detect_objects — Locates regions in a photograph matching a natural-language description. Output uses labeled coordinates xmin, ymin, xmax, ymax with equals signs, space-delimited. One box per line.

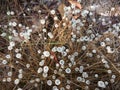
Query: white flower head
xmin=2 ymin=60 xmax=8 ymax=65
xmin=65 ymin=68 xmax=71 ymax=74
xmin=52 ymin=47 xmax=57 ymax=52
xmin=55 ymin=79 xmax=61 ymax=85
xmin=48 ymin=32 xmax=54 ymax=39
xmin=66 ymin=85 xmax=70 ymax=89
xmin=7 ymin=77 xmax=12 ymax=82
xmin=18 ymin=73 xmax=23 ymax=79
xmin=7 ymin=11 xmax=11 ymax=15
xmin=8 ymin=46 xmax=13 ymax=50
xmin=26 ymin=64 xmax=30 ymax=68
xmin=2 ymin=78 xmax=6 ymax=82
xmin=6 ymin=54 xmax=11 ymax=59
xmin=98 ymin=81 xmax=106 ymax=88
xmin=54 ymin=16 xmax=58 ymax=20
xmin=8 ymin=36 xmax=13 ymax=40
xmin=47 ymin=80 xmax=52 ymax=86
xmin=1 ymin=32 xmax=7 ymax=37
xmin=42 ymin=28 xmax=47 ymax=32
xmin=40 ymin=19 xmax=46 ymax=25
xmin=35 ymin=78 xmax=40 ymax=82
xmin=14 ymin=79 xmax=20 ymax=85
xmin=17 ymin=88 xmax=22 ymax=90
xmin=59 ymin=60 xmax=65 ymax=65
xmin=100 ymin=42 xmax=106 ymax=47
xmin=43 ymin=51 xmax=50 ymax=57
xmin=12 ymin=22 xmax=17 ymax=27
xmin=8 ymin=72 xmax=12 ymax=76
xmin=18 ymin=24 xmax=22 ymax=27
xmin=10 ymin=41 xmax=15 ymax=47
xmin=81 ymin=10 xmax=89 ymax=17
xmin=57 ymin=47 xmax=63 ymax=52
xmin=42 ymin=73 xmax=48 ymax=78
xmin=37 ymin=67 xmax=43 ymax=73
xmin=50 ymin=10 xmax=55 ymax=15
xmin=79 ymin=66 xmax=84 ymax=73
xmin=71 ymin=4 xmax=76 ymax=9
xmin=43 ymin=66 xmax=49 ymax=73
xmin=39 ymin=60 xmax=45 ymax=66
xmin=16 ymin=53 xmax=22 ymax=59
xmin=55 ymin=24 xmax=59 ymax=28
xmin=18 ymin=69 xmax=23 ymax=74
xmin=10 ymin=11 xmax=15 ymax=15
xmin=82 ymin=72 xmax=88 ymax=78
xmin=15 ymin=48 xmax=19 ymax=53
xmin=106 ymin=46 xmax=114 ymax=53
xmin=77 ymin=77 xmax=82 ymax=82
xmin=92 ymin=49 xmax=96 ymax=53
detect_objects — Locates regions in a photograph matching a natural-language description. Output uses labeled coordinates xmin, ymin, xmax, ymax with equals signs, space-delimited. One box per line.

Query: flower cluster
xmin=0 ymin=0 xmax=120 ymax=90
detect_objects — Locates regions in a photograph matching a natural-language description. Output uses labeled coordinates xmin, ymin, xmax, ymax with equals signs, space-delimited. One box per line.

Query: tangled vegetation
xmin=0 ymin=0 xmax=120 ymax=90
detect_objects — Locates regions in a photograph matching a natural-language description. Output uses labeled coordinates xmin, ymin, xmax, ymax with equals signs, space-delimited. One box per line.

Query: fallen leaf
xmin=68 ymin=0 xmax=82 ymax=9
xmin=58 ymin=3 xmax=65 ymax=17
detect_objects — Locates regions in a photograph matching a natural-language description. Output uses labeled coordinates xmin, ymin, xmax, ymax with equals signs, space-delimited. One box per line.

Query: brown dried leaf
xmin=58 ymin=3 xmax=65 ymax=17
xmin=68 ymin=0 xmax=82 ymax=9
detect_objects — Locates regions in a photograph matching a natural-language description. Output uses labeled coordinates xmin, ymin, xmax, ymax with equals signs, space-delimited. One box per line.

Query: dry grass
xmin=0 ymin=0 xmax=120 ymax=90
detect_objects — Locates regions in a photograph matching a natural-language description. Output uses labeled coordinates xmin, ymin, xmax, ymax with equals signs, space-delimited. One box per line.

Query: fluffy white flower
xmin=26 ymin=64 xmax=30 ymax=68
xmin=42 ymin=73 xmax=48 ymax=78
xmin=37 ymin=50 xmax=41 ymax=54
xmin=18 ymin=24 xmax=22 ymax=27
xmin=35 ymin=78 xmax=40 ymax=82
xmin=7 ymin=77 xmax=12 ymax=82
xmin=55 ymin=79 xmax=61 ymax=85
xmin=57 ymin=47 xmax=63 ymax=52
xmin=39 ymin=60 xmax=45 ymax=66
xmin=18 ymin=69 xmax=23 ymax=74
xmin=59 ymin=60 xmax=65 ymax=65
xmin=81 ymin=10 xmax=89 ymax=17
xmin=47 ymin=80 xmax=52 ymax=86
xmin=14 ymin=79 xmax=20 ymax=85
xmin=54 ymin=16 xmax=58 ymax=20
xmin=100 ymin=42 xmax=106 ymax=47
xmin=15 ymin=48 xmax=19 ymax=53
xmin=43 ymin=66 xmax=49 ymax=73
xmin=98 ymin=81 xmax=106 ymax=88
xmin=8 ymin=36 xmax=13 ymax=40
xmin=106 ymin=46 xmax=114 ymax=53
xmin=65 ymin=68 xmax=71 ymax=74
xmin=16 ymin=53 xmax=22 ymax=59
xmin=2 ymin=78 xmax=6 ymax=82
xmin=52 ymin=47 xmax=57 ymax=52
xmin=82 ymin=72 xmax=88 ymax=78
xmin=48 ymin=32 xmax=54 ymax=39
xmin=10 ymin=41 xmax=15 ymax=47
xmin=37 ymin=67 xmax=43 ymax=73
xmin=55 ymin=24 xmax=59 ymax=28
xmin=17 ymin=88 xmax=22 ymax=90
xmin=10 ymin=11 xmax=15 ymax=15
xmin=7 ymin=11 xmax=11 ymax=15
xmin=43 ymin=51 xmax=50 ymax=57
xmin=8 ymin=72 xmax=12 ymax=76
xmin=2 ymin=60 xmax=7 ymax=65
xmin=40 ymin=19 xmax=46 ymax=25
xmin=42 ymin=28 xmax=47 ymax=32
xmin=92 ymin=49 xmax=96 ymax=53
xmin=1 ymin=32 xmax=7 ymax=37
xmin=18 ymin=73 xmax=23 ymax=79
xmin=50 ymin=10 xmax=55 ymax=15
xmin=12 ymin=22 xmax=17 ymax=27
xmin=8 ymin=46 xmax=13 ymax=50
xmin=6 ymin=54 xmax=11 ymax=59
